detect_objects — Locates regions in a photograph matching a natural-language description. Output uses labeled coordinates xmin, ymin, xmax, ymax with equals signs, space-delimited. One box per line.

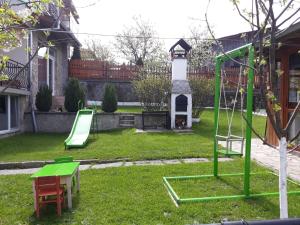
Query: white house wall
xmin=0 ymin=39 xmax=28 ymax=65
xmin=171 ymin=58 xmax=187 ymax=80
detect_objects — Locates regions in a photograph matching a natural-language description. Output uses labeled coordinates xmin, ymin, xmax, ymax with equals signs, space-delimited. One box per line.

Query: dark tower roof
xmin=169 ymin=39 xmax=192 ymax=53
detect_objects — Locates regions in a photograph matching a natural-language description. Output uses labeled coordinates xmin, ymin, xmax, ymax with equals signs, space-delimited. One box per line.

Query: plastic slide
xmin=64 ymin=109 xmax=94 ymax=149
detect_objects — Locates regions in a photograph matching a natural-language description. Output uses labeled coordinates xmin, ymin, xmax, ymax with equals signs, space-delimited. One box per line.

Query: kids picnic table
xmin=31 ymin=162 xmax=80 ymax=209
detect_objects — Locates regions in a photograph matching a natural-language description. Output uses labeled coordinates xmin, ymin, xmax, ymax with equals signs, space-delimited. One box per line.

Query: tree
xmin=133 ymin=74 xmax=171 ymax=111
xmin=114 ymin=16 xmax=167 ymax=65
xmin=206 ymin=0 xmax=300 ymax=218
xmin=36 ymin=85 xmax=52 ymax=112
xmin=71 ymin=46 xmax=81 ymax=60
xmin=64 ymin=78 xmax=85 ymax=112
xmin=82 ymin=39 xmax=115 ymax=62
xmin=188 ymin=26 xmax=215 ymax=69
xmin=102 ymin=84 xmax=118 ymax=113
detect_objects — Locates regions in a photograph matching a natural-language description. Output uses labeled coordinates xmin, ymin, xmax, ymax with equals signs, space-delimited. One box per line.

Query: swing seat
xmin=216 ymin=135 xmax=244 ymax=156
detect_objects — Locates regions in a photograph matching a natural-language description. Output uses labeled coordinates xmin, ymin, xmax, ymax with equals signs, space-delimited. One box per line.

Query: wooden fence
xmin=69 ymin=59 xmax=261 ymax=88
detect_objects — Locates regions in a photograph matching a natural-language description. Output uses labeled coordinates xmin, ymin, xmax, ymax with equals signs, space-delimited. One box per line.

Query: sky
xmin=71 ymin=0 xmax=300 ymax=59
xmin=72 ymin=0 xmax=253 ymax=50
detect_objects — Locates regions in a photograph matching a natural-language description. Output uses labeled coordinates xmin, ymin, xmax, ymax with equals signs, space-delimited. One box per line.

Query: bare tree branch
xmin=241 ymin=113 xmax=277 ymax=149
xmin=233 ymin=1 xmax=258 ymax=28
xmin=284 ymin=100 xmax=300 ymax=132
xmin=276 ymin=0 xmax=295 ymax=21
xmin=204 ymin=9 xmax=256 ymax=71
xmin=278 ymin=7 xmax=300 ymax=28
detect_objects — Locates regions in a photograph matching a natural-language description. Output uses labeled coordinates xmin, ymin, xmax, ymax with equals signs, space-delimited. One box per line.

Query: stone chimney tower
xmin=169 ymin=39 xmax=192 ymax=129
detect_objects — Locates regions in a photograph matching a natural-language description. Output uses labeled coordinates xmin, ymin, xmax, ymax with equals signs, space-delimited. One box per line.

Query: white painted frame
xmin=46 ymin=50 xmax=55 ymax=96
xmin=0 ymin=95 xmax=20 ymax=135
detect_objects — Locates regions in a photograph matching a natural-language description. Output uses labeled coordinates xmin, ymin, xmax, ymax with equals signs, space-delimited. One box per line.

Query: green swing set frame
xmin=163 ymin=43 xmax=300 ymax=205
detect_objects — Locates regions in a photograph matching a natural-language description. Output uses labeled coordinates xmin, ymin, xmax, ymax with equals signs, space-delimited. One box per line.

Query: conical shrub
xmin=102 ymin=83 xmax=117 ymax=112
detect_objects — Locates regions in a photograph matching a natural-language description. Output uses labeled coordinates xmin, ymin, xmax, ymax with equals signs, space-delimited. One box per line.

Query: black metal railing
xmin=48 ymin=3 xmax=58 ymax=19
xmin=0 ymin=59 xmax=29 ymax=90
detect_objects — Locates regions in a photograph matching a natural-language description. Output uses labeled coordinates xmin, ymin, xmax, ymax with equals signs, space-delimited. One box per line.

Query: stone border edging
xmin=0 ymin=157 xmax=234 ymax=170
xmin=0 ymin=158 xmax=130 ymax=170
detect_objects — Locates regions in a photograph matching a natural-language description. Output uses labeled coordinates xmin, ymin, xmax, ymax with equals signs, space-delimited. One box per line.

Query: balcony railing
xmin=47 ymin=3 xmax=59 ymax=19
xmin=0 ymin=59 xmax=29 ymax=90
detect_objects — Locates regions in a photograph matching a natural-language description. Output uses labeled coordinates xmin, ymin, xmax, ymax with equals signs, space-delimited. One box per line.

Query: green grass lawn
xmin=94 ymin=106 xmax=142 ymax=113
xmin=0 ymin=110 xmax=266 ymax=162
xmin=116 ymin=106 xmax=142 ymax=113
xmin=1 ymin=160 xmax=300 ymax=225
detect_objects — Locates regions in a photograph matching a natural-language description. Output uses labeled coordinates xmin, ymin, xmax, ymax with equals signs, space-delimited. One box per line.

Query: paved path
xmin=251 ymin=139 xmax=300 ymax=182
xmin=0 ymin=157 xmax=232 ymax=176
xmin=229 ymin=138 xmax=300 ymax=182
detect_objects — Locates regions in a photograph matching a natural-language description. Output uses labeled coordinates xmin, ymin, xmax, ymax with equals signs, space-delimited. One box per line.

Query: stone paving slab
xmin=134 ymin=160 xmax=163 ymax=166
xmin=218 ymin=158 xmax=235 ymax=162
xmin=162 ymin=159 xmax=181 ymax=164
xmin=182 ymin=158 xmax=210 ymax=163
xmin=0 ymin=168 xmax=39 ymax=175
xmin=91 ymin=162 xmax=124 ymax=169
xmin=79 ymin=165 xmax=92 ymax=171
xmin=0 ymin=158 xmax=226 ymax=176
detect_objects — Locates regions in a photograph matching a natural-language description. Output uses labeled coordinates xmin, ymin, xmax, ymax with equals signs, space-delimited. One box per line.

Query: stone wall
xmin=23 ymin=112 xmax=143 ymax=133
xmin=80 ymin=80 xmax=138 ymax=102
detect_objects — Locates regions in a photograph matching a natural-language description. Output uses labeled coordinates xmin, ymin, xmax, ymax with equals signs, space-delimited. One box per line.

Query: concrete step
xmin=119 ymin=115 xmax=135 ymax=120
xmin=120 ymin=119 xmax=135 ymax=123
xmin=119 ymin=123 xmax=134 ymax=127
xmin=119 ymin=120 xmax=134 ymax=125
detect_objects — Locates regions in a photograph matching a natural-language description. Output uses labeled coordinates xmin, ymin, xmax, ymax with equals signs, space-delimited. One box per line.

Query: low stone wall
xmin=23 ymin=112 xmax=143 ymax=133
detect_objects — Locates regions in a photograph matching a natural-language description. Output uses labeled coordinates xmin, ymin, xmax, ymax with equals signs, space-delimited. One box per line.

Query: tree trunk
xmin=279 ymin=137 xmax=288 ymax=218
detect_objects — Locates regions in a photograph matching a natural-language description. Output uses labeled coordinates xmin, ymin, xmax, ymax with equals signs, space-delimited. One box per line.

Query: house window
xmin=288 ymin=53 xmax=300 ymax=107
xmin=0 ymin=95 xmax=19 ymax=133
xmin=38 ymin=47 xmax=55 ymax=95
xmin=10 ymin=96 xmax=19 ymax=129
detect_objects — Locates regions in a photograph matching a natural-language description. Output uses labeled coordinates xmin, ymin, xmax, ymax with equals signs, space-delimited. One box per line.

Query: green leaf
xmin=273 ymin=103 xmax=282 ymax=112
xmin=260 ymin=58 xmax=267 ymax=66
xmin=276 ymin=69 xmax=284 ymax=77
xmin=0 ymin=74 xmax=9 ymax=81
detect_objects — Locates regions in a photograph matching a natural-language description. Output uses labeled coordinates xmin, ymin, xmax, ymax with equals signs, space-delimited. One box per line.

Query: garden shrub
xmin=189 ymin=77 xmax=214 ymax=117
xmin=35 ymin=85 xmax=52 ymax=112
xmin=102 ymin=83 xmax=118 ymax=112
xmin=64 ymin=78 xmax=85 ymax=112
xmin=133 ymin=74 xmax=171 ymax=111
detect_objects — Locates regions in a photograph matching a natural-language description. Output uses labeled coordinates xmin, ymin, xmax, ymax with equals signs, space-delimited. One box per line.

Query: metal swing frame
xmin=215 ymin=62 xmax=246 ymax=156
xmin=163 ymin=43 xmax=300 ymax=205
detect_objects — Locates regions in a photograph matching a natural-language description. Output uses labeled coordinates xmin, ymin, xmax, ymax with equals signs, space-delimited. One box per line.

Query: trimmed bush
xmin=133 ymin=74 xmax=171 ymax=111
xmin=71 ymin=46 xmax=81 ymax=59
xmin=64 ymin=78 xmax=85 ymax=112
xmin=102 ymin=84 xmax=118 ymax=112
xmin=36 ymin=85 xmax=52 ymax=112
xmin=189 ymin=77 xmax=214 ymax=117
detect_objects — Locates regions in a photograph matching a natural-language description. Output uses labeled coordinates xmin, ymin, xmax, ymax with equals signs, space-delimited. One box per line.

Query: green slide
xmin=64 ymin=109 xmax=94 ymax=149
